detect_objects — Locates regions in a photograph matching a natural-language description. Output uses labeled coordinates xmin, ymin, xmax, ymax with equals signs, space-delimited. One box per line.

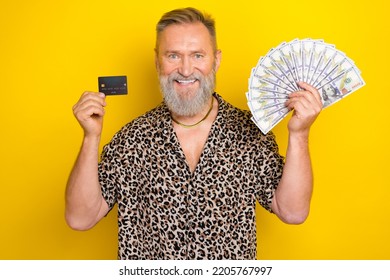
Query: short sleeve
xmin=98 ymin=133 xmax=121 ymax=212
xmin=255 ymin=131 xmax=285 ymax=212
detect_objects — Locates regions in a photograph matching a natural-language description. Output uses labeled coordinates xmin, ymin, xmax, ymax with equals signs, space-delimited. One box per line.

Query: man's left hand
xmin=285 ymin=81 xmax=323 ymax=135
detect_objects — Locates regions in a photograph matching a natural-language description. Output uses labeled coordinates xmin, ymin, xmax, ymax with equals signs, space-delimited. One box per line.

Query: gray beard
xmin=158 ymin=70 xmax=216 ymax=117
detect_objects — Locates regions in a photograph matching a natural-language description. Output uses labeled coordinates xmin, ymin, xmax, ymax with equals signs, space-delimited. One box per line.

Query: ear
xmin=214 ymin=49 xmax=222 ymax=72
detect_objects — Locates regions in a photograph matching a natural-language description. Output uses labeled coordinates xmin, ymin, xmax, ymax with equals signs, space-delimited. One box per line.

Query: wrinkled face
xmin=155 ymin=22 xmax=221 ymax=117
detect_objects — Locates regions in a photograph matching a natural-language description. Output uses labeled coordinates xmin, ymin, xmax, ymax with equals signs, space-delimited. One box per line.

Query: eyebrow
xmin=162 ymin=49 xmax=208 ymax=55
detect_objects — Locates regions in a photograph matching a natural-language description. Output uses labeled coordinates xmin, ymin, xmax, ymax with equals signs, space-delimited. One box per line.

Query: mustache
xmin=167 ymin=72 xmax=202 ymax=82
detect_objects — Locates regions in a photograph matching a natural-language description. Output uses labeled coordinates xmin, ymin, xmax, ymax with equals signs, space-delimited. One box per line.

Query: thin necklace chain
xmin=171 ymin=97 xmax=214 ymax=128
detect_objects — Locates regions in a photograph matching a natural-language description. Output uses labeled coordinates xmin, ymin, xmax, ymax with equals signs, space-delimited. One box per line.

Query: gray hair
xmin=155 ymin=7 xmax=217 ymax=51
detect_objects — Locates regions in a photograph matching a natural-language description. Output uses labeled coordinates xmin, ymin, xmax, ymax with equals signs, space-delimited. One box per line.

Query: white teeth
xmin=177 ymin=79 xmax=196 ymax=84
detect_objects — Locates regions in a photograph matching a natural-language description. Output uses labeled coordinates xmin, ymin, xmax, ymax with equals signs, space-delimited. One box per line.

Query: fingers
xmin=297 ymin=81 xmax=322 ymax=105
xmin=73 ymin=91 xmax=106 ymax=120
xmin=75 ymin=91 xmax=106 ymax=110
xmin=285 ymin=82 xmax=322 ymax=113
xmin=72 ymin=91 xmax=107 ymax=136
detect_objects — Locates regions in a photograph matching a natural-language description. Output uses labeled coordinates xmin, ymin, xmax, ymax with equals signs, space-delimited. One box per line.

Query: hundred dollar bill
xmin=247 ymin=90 xmax=288 ymax=108
xmin=307 ymin=41 xmax=335 ymax=85
xmin=253 ymin=70 xmax=292 ymax=93
xmin=258 ymin=53 xmax=299 ymax=91
xmin=315 ymin=57 xmax=352 ymax=89
xmin=318 ymin=66 xmax=365 ymax=108
xmin=250 ymin=105 xmax=290 ymax=134
xmin=246 ymin=38 xmax=365 ymax=134
xmin=255 ymin=64 xmax=296 ymax=92
xmin=247 ymin=67 xmax=290 ymax=100
xmin=310 ymin=45 xmax=348 ymax=87
xmin=301 ymin=39 xmax=324 ymax=83
xmin=248 ymin=98 xmax=287 ymax=116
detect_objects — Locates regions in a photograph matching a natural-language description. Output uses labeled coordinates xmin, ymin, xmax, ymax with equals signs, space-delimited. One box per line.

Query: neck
xmin=171 ymin=96 xmax=215 ymax=128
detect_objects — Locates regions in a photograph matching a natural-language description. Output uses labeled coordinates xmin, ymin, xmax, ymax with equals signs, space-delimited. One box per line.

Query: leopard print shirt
xmin=98 ymin=93 xmax=285 ymax=260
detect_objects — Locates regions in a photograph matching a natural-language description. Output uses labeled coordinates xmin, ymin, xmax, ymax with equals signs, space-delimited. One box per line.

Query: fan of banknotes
xmin=246 ymin=38 xmax=365 ymax=134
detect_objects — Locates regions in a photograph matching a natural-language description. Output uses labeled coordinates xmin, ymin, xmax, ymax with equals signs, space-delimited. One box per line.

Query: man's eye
xmin=168 ymin=54 xmax=179 ymax=59
xmin=194 ymin=54 xmax=204 ymax=59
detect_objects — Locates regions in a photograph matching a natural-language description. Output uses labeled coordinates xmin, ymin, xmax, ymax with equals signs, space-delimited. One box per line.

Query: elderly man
xmin=66 ymin=7 xmax=322 ymax=259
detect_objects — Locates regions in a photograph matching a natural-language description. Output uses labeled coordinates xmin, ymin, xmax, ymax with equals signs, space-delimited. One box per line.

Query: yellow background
xmin=1 ymin=0 xmax=389 ymax=259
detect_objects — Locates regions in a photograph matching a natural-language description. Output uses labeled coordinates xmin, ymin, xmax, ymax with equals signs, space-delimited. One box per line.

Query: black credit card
xmin=98 ymin=76 xmax=127 ymax=95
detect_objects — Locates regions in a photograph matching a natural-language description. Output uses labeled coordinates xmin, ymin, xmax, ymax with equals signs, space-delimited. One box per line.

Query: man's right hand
xmin=66 ymin=91 xmax=109 ymax=231
xmin=72 ymin=91 xmax=106 ymax=137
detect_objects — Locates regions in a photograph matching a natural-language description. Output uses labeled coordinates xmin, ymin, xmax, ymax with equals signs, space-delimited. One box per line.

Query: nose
xmin=178 ymin=56 xmax=193 ymax=77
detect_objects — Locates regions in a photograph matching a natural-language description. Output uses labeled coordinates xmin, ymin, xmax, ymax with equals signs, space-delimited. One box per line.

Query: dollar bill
xmin=318 ymin=66 xmax=365 ymax=108
xmin=246 ymin=38 xmax=365 ymax=134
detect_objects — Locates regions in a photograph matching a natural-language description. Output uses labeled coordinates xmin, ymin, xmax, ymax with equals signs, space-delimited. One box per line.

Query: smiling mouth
xmin=176 ymin=79 xmax=197 ymax=85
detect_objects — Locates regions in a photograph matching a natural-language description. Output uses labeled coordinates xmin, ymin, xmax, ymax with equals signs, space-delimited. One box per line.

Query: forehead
xmin=157 ymin=22 xmax=214 ymax=52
